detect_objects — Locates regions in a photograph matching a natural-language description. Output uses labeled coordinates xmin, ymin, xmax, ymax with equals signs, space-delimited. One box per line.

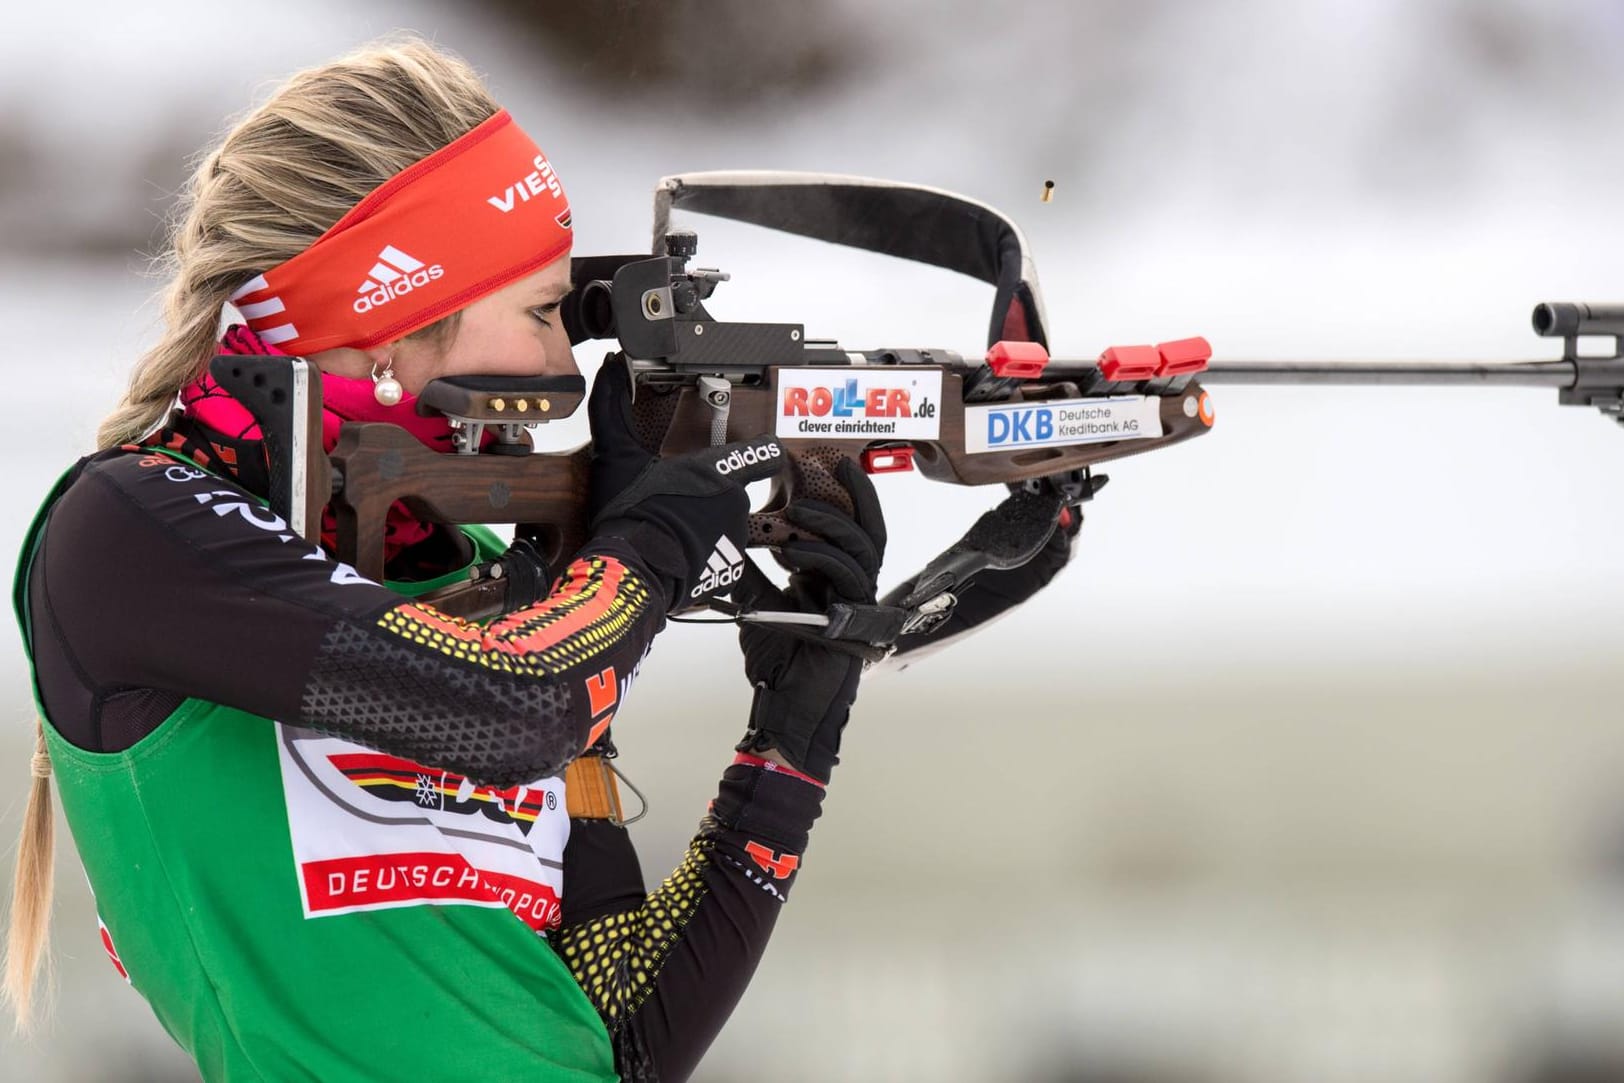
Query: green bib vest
xmin=13 ymin=459 xmax=616 ymax=1083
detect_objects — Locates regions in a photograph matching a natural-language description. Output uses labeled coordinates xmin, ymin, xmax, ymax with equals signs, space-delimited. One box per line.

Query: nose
xmin=544 ymin=323 xmax=580 ymax=378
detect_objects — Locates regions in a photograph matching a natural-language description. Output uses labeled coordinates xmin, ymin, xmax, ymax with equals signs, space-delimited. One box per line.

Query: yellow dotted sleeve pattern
xmin=377 ymin=556 xmax=653 ymax=678
xmin=551 ymin=839 xmax=714 ymax=1024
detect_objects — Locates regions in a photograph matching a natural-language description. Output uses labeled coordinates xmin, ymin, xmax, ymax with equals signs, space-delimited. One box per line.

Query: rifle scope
xmin=576 ymin=279 xmax=618 ymax=341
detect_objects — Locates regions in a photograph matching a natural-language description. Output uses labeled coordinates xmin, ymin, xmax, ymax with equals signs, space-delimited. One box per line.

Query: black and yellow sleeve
xmin=552 ymin=762 xmax=825 ymax=1083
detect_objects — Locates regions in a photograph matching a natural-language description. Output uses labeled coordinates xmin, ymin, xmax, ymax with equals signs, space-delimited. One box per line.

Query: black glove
xmin=588 ymin=360 xmax=784 ymax=612
xmin=735 ymin=458 xmax=886 ymax=783
xmin=587 ymin=359 xmax=660 ymax=521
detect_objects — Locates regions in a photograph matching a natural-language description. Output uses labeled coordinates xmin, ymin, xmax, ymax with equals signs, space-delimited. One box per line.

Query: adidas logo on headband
xmin=353 ymin=245 xmax=445 ymax=314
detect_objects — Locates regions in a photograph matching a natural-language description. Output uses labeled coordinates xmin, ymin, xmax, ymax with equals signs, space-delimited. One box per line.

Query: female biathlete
xmin=4 ymin=38 xmax=1081 ymax=1083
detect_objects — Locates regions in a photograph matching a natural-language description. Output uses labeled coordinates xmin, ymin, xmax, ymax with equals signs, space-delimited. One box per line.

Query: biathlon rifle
xmin=208 ymin=173 xmax=1624 ymax=653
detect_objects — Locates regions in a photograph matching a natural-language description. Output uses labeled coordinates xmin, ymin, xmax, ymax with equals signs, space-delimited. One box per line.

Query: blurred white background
xmin=5 ymin=1 xmax=1624 ymax=1080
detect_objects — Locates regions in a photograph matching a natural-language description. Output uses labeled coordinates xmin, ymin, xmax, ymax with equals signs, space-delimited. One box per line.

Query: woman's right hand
xmin=587 ymin=361 xmax=782 ymax=613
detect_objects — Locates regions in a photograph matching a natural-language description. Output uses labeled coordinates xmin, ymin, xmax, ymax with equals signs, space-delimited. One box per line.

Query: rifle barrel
xmin=1195 ymin=359 xmax=1574 ymax=388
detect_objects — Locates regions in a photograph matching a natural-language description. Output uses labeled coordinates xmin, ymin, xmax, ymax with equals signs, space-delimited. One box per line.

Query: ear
xmin=303 ymin=345 xmax=388 ymax=383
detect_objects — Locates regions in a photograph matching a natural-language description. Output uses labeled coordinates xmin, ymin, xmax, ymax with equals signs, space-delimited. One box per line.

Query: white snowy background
xmin=4 ymin=1 xmax=1624 ymax=1080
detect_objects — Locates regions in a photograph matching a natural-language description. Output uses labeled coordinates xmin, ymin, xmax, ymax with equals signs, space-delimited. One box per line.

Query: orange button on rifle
xmin=986 ymin=340 xmax=1050 ymax=379
xmin=1098 ymin=344 xmax=1161 ymax=381
xmin=1156 ymin=337 xmax=1212 ymax=376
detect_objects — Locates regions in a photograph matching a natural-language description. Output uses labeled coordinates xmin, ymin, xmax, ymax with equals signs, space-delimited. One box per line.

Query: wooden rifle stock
xmin=329 ymin=423 xmax=590 ymax=617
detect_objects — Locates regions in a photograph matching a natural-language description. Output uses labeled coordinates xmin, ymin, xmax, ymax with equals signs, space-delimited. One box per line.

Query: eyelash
xmin=530 ymin=305 xmax=560 ymax=328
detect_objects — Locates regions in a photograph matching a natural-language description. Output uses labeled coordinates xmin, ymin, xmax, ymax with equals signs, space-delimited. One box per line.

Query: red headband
xmin=230 ymin=110 xmax=572 ymax=355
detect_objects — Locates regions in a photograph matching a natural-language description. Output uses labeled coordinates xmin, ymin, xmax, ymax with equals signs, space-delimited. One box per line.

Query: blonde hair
xmin=6 ymin=37 xmax=501 ymax=1031
xmin=94 ymin=35 xmax=500 ymax=450
xmin=3 ymin=721 xmax=55 ymax=1031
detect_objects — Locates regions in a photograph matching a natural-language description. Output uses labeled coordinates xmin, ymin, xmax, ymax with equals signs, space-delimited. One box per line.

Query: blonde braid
xmin=3 ymin=720 xmax=55 ymax=1032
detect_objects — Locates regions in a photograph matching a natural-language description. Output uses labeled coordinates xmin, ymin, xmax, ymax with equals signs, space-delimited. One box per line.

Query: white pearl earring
xmin=371 ymin=358 xmax=403 ymax=406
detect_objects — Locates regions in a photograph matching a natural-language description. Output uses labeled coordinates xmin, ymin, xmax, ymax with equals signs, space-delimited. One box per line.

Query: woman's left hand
xmin=733 ymin=458 xmax=886 ymax=784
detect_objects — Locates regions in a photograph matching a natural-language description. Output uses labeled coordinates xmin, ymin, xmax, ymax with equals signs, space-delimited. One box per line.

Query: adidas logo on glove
xmin=691 ymin=535 xmax=747 ymax=598
xmin=714 ymin=442 xmax=781 ymax=475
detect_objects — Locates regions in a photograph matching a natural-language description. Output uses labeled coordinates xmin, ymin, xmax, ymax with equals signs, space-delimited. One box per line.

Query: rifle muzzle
xmin=1532 ymin=302 xmax=1624 ymax=338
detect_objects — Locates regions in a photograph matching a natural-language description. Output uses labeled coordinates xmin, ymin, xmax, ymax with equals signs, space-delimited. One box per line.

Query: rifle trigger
xmin=698 ymin=375 xmax=731 ymax=446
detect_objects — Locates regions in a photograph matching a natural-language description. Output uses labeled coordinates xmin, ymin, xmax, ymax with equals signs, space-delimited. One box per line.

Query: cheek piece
xmin=230 ymin=109 xmax=574 ymax=357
